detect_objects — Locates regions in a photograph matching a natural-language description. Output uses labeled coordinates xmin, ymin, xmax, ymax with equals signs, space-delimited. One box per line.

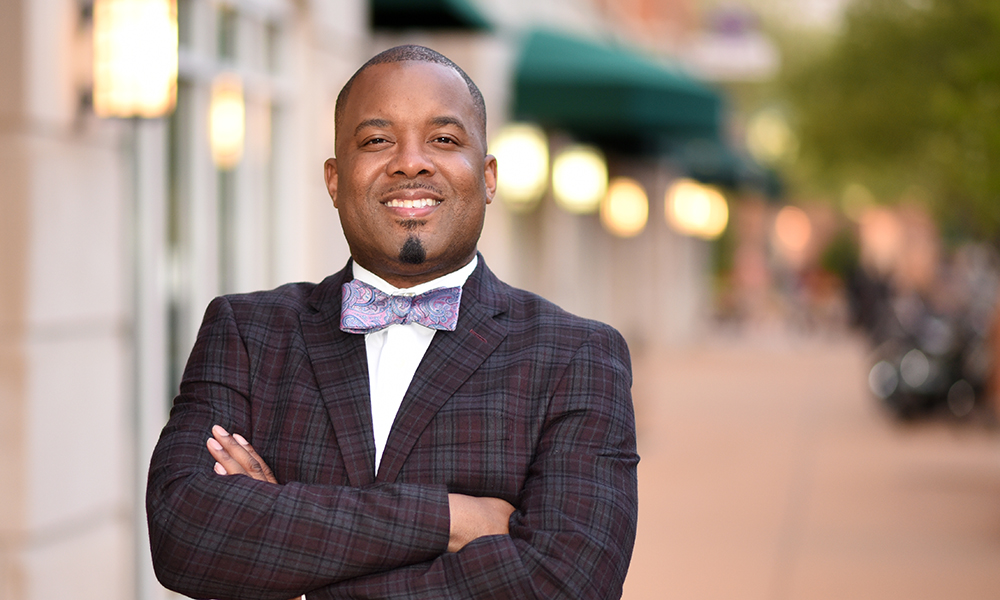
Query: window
xmin=167 ymin=0 xmax=293 ymax=392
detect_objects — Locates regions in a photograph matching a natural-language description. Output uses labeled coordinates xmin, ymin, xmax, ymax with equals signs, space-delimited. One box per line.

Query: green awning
xmin=512 ymin=29 xmax=722 ymax=144
xmin=677 ymin=139 xmax=783 ymax=197
xmin=370 ymin=0 xmax=492 ymax=31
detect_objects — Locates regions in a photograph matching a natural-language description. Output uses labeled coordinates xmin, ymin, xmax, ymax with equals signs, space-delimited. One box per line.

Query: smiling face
xmin=325 ymin=60 xmax=497 ymax=288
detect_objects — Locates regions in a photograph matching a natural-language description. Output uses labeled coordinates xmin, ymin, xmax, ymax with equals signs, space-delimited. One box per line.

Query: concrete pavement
xmin=621 ymin=333 xmax=1000 ymax=600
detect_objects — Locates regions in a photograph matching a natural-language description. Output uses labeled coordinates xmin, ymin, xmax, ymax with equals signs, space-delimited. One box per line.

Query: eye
xmin=432 ymin=136 xmax=457 ymax=145
xmin=362 ymin=137 xmax=390 ymax=147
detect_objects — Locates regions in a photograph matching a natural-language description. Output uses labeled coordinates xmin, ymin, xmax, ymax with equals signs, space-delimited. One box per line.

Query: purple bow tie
xmin=340 ymin=279 xmax=462 ymax=334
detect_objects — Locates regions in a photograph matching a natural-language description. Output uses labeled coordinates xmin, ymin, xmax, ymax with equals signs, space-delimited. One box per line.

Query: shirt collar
xmin=352 ymin=255 xmax=478 ymax=296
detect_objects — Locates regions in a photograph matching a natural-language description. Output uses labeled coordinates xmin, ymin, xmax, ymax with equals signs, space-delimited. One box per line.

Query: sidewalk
xmin=621 ymin=333 xmax=1000 ymax=600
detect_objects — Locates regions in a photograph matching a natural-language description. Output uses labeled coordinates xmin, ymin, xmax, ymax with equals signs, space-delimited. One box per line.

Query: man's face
xmin=325 ymin=61 xmax=497 ymax=287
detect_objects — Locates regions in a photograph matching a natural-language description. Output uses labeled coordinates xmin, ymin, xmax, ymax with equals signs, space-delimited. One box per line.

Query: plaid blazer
xmin=147 ymin=257 xmax=638 ymax=600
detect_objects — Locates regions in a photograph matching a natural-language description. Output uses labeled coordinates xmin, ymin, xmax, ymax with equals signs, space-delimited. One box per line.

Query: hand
xmin=207 ymin=427 xmax=303 ymax=600
xmin=447 ymin=493 xmax=515 ymax=552
xmin=206 ymin=425 xmax=278 ymax=484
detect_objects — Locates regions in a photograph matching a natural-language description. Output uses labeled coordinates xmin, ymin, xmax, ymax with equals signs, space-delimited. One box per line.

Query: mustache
xmin=381 ymin=182 xmax=445 ymax=196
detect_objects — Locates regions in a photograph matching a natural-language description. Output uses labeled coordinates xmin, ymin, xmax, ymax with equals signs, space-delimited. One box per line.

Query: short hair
xmin=334 ymin=45 xmax=487 ymax=149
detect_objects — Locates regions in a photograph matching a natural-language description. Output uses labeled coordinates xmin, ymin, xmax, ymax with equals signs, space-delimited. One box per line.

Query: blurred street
xmin=622 ymin=332 xmax=1000 ymax=600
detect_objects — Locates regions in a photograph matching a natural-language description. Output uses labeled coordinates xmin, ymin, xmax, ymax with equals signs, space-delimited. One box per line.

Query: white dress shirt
xmin=351 ymin=256 xmax=478 ymax=473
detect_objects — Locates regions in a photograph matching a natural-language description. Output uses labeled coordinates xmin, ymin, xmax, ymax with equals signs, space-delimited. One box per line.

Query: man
xmin=147 ymin=45 xmax=638 ymax=600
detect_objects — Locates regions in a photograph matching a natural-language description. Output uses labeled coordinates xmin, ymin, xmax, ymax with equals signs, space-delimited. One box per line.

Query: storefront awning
xmin=370 ymin=0 xmax=492 ymax=31
xmin=512 ymin=29 xmax=722 ymax=144
xmin=677 ymin=138 xmax=783 ymax=197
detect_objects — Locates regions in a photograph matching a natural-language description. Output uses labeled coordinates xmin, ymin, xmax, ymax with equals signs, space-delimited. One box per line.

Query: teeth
xmin=386 ymin=198 xmax=440 ymax=209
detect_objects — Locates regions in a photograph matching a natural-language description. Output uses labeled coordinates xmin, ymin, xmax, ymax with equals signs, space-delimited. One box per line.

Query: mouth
xmin=382 ymin=187 xmax=443 ymax=219
xmin=384 ymin=198 xmax=441 ymax=209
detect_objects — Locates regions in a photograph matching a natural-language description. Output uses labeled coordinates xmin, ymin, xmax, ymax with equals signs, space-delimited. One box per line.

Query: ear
xmin=324 ymin=158 xmax=339 ymax=208
xmin=483 ymin=154 xmax=498 ymax=205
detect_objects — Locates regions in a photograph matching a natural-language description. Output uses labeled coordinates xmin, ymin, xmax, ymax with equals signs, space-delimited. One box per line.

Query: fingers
xmin=205 ymin=425 xmax=277 ymax=484
xmin=231 ymin=431 xmax=278 ymax=484
xmin=206 ymin=429 xmax=245 ymax=476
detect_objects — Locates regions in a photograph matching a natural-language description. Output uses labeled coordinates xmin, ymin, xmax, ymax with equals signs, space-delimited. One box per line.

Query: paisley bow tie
xmin=340 ymin=278 xmax=462 ymax=334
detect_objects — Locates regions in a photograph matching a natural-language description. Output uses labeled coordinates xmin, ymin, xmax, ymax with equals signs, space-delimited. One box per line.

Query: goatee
xmin=399 ymin=237 xmax=426 ymax=264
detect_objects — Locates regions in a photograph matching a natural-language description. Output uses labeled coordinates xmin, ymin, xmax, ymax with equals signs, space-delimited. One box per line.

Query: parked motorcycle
xmin=866 ymin=294 xmax=989 ymax=418
xmin=853 ymin=245 xmax=997 ymax=420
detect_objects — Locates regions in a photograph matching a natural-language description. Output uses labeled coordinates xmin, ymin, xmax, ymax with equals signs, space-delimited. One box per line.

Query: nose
xmin=387 ymin=137 xmax=435 ymax=178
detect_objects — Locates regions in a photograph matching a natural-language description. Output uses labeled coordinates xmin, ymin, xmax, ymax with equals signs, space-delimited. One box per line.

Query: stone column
xmin=0 ymin=1 xmax=134 ymax=599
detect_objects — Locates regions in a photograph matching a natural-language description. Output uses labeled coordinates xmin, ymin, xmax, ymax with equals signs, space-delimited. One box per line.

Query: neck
xmin=353 ymin=255 xmax=477 ymax=289
xmin=351 ymin=255 xmax=478 ymax=294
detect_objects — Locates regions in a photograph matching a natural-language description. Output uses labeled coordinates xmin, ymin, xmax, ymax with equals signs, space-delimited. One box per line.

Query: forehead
xmin=341 ymin=61 xmax=476 ymax=128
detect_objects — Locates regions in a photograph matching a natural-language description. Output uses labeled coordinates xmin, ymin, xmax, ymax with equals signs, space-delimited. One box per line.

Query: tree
xmin=783 ymin=0 xmax=1000 ymax=241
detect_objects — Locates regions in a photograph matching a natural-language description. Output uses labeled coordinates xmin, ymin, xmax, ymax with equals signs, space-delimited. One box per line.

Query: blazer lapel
xmin=300 ymin=264 xmax=377 ymax=487
xmin=376 ymin=259 xmax=509 ymax=482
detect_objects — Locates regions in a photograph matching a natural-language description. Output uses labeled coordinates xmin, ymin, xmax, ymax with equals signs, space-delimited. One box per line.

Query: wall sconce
xmin=665 ymin=178 xmax=729 ymax=240
xmin=490 ymin=123 xmax=549 ymax=213
xmin=601 ymin=177 xmax=648 ymax=238
xmin=209 ymin=74 xmax=246 ymax=170
xmin=93 ymin=0 xmax=178 ymax=118
xmin=552 ymin=144 xmax=607 ymax=214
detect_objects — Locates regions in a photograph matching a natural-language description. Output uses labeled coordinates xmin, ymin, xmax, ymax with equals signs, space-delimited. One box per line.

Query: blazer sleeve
xmin=146 ymin=296 xmax=452 ymax=600
xmin=309 ymin=324 xmax=640 ymax=600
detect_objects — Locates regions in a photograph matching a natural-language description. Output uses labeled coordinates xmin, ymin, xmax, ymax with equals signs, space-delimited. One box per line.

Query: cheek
xmin=339 ymin=201 xmax=375 ymax=240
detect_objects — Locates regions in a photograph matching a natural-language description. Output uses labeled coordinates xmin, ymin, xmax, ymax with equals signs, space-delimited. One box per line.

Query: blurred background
xmin=2 ymin=0 xmax=1000 ymax=598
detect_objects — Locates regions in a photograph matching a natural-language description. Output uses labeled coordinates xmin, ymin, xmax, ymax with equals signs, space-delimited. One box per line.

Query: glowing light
xmin=552 ymin=145 xmax=607 ymax=214
xmin=746 ymin=108 xmax=797 ymax=165
xmin=869 ymin=360 xmax=898 ymax=399
xmin=664 ymin=178 xmax=729 ymax=240
xmin=93 ymin=0 xmax=178 ymax=118
xmin=491 ymin=123 xmax=549 ymax=212
xmin=601 ymin=177 xmax=648 ymax=237
xmin=858 ymin=206 xmax=902 ymax=275
xmin=210 ymin=74 xmax=246 ymax=170
xmin=900 ymin=349 xmax=930 ymax=388
xmin=773 ymin=205 xmax=812 ymax=255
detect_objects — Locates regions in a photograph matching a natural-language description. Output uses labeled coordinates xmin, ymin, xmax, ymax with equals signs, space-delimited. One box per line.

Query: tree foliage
xmin=783 ymin=0 xmax=1000 ymax=241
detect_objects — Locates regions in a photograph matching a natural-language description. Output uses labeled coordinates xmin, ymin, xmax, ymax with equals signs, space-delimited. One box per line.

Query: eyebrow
xmin=352 ymin=115 xmax=469 ymax=137
xmin=354 ymin=118 xmax=392 ymax=137
xmin=429 ymin=116 xmax=467 ymax=132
